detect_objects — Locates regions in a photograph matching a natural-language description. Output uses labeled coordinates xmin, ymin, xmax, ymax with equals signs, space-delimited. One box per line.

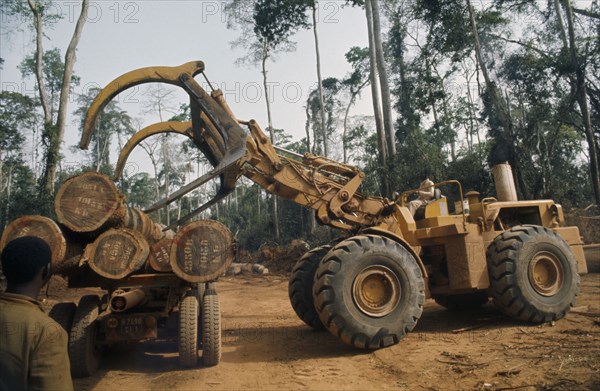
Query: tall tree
xmin=341 ymin=47 xmax=370 ymax=163
xmin=6 ymin=0 xmax=89 ymax=209
xmin=226 ymin=0 xmax=309 ymax=240
xmin=368 ymin=0 xmax=396 ymax=157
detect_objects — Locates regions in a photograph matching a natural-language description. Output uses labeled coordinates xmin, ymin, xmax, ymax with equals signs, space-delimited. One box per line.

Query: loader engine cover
xmin=169 ymin=219 xmax=235 ymax=282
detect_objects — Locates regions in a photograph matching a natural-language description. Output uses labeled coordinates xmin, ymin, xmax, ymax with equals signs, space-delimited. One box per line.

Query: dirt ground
xmin=39 ymin=270 xmax=600 ymax=391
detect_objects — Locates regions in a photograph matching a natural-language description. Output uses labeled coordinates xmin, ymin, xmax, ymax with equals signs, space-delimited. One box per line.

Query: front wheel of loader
xmin=487 ymin=225 xmax=580 ymax=323
xmin=313 ymin=235 xmax=425 ymax=349
xmin=288 ymin=245 xmax=331 ymax=330
xmin=178 ymin=294 xmax=199 ymax=368
xmin=201 ymin=286 xmax=221 ymax=366
xmin=69 ymin=295 xmax=101 ymax=378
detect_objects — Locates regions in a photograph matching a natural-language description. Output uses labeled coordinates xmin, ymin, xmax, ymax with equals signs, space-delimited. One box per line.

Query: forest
xmin=1 ymin=0 xmax=598 ymax=250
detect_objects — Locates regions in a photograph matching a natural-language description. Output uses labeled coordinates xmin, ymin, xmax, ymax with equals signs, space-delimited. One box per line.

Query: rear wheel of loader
xmin=69 ymin=295 xmax=101 ymax=378
xmin=433 ymin=292 xmax=489 ymax=311
xmin=179 ymin=294 xmax=199 ymax=367
xmin=201 ymin=286 xmax=221 ymax=366
xmin=487 ymin=225 xmax=580 ymax=322
xmin=288 ymin=245 xmax=331 ymax=330
xmin=313 ymin=235 xmax=425 ymax=349
xmin=49 ymin=302 xmax=77 ymax=334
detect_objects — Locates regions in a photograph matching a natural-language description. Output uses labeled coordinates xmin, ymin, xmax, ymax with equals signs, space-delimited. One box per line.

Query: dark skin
xmin=5 ymin=263 xmax=52 ymax=300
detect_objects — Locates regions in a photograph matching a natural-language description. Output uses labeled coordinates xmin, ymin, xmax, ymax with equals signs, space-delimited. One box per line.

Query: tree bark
xmin=312 ymin=4 xmax=328 ymax=157
xmin=369 ymin=0 xmax=396 ymax=157
xmin=261 ymin=42 xmax=281 ymax=240
xmin=365 ymin=0 xmax=387 ymax=165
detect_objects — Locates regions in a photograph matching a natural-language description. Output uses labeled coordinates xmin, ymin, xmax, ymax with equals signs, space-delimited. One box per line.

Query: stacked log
xmin=2 ymin=171 xmax=235 ymax=284
xmin=170 ymin=220 xmax=235 ymax=283
xmin=55 ymin=172 xmax=167 ymax=243
xmin=82 ymin=228 xmax=149 ymax=279
xmin=0 ymin=215 xmax=84 ymax=275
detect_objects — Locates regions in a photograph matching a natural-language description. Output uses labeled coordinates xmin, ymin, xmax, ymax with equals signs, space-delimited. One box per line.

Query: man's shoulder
xmin=0 ymin=294 xmax=62 ymax=334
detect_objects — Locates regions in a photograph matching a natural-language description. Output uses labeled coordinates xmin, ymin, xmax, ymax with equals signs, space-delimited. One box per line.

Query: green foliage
xmin=253 ymin=0 xmax=311 ymax=47
xmin=19 ymin=48 xmax=80 ymax=118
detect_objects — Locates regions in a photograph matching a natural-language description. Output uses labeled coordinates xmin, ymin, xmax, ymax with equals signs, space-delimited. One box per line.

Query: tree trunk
xmin=343 ymin=80 xmax=369 ymax=164
xmin=365 ymin=0 xmax=388 ymax=194
xmin=312 ymin=4 xmax=329 ymax=157
xmin=467 ymin=0 xmax=516 ymax=167
xmin=261 ymin=43 xmax=281 ymax=240
xmin=369 ymin=0 xmax=396 ymax=157
xmin=37 ymin=0 xmax=88 ymax=199
xmin=562 ymin=0 xmax=600 ymax=205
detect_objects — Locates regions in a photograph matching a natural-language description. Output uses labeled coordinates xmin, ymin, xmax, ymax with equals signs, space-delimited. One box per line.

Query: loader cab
xmin=413 ymin=188 xmax=447 ymax=221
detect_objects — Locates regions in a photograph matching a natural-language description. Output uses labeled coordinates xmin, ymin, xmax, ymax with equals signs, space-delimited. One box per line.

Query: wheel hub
xmin=353 ymin=265 xmax=401 ymax=317
xmin=528 ymin=251 xmax=563 ymax=296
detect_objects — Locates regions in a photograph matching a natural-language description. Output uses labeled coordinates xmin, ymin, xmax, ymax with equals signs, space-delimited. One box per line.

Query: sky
xmin=0 ymin=0 xmax=375 ymax=173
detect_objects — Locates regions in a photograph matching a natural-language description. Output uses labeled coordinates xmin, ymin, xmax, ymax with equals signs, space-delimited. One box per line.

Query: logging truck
xmin=0 ymin=177 xmax=234 ymax=377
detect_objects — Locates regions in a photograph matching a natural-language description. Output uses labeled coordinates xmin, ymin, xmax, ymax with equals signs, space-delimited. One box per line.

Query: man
xmin=407 ymin=175 xmax=435 ymax=216
xmin=0 ymin=236 xmax=73 ymax=391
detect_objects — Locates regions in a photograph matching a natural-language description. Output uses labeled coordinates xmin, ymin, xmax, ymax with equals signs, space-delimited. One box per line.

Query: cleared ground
xmin=42 ymin=272 xmax=599 ymax=391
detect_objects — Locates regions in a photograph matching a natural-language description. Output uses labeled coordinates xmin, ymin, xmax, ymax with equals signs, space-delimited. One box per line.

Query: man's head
xmin=1 ymin=236 xmax=52 ymax=294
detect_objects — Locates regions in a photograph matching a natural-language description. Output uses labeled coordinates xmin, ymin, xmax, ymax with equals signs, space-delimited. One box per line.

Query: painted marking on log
xmin=184 ymin=239 xmax=194 ymax=273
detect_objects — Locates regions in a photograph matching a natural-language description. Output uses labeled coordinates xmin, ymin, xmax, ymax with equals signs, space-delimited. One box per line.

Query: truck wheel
xmin=49 ymin=302 xmax=77 ymax=334
xmin=313 ymin=235 xmax=425 ymax=349
xmin=69 ymin=295 xmax=101 ymax=378
xmin=288 ymin=245 xmax=331 ymax=330
xmin=487 ymin=225 xmax=580 ymax=322
xmin=433 ymin=292 xmax=489 ymax=311
xmin=178 ymin=294 xmax=199 ymax=367
xmin=202 ymin=289 xmax=221 ymax=366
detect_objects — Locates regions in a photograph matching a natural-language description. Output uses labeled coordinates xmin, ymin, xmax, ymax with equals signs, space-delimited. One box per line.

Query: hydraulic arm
xmin=81 ymin=61 xmax=395 ymax=231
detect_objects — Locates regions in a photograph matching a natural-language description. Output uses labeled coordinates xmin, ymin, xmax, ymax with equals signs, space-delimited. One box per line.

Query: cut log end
xmin=1 ymin=215 xmax=69 ymax=266
xmin=169 ymin=220 xmax=235 ymax=283
xmin=55 ymin=172 xmax=125 ymax=233
xmin=83 ymin=228 xmax=149 ymax=280
xmin=148 ymin=238 xmax=173 ymax=272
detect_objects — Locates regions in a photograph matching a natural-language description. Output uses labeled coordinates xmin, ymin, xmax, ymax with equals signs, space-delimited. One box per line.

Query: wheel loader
xmin=81 ymin=61 xmax=587 ymax=350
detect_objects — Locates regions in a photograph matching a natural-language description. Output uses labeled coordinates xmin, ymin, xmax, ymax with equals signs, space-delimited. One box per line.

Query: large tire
xmin=288 ymin=245 xmax=331 ymax=330
xmin=69 ymin=295 xmax=101 ymax=378
xmin=201 ymin=288 xmax=221 ymax=366
xmin=178 ymin=294 xmax=199 ymax=367
xmin=49 ymin=302 xmax=77 ymax=334
xmin=433 ymin=292 xmax=489 ymax=311
xmin=313 ymin=235 xmax=425 ymax=349
xmin=487 ymin=225 xmax=580 ymax=323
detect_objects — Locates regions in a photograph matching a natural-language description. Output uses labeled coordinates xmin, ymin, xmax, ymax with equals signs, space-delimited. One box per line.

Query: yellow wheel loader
xmin=81 ymin=61 xmax=587 ymax=350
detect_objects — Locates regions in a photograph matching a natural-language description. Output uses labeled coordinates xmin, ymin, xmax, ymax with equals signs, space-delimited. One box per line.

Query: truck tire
xmin=487 ymin=225 xmax=579 ymax=322
xmin=49 ymin=302 xmax=77 ymax=334
xmin=313 ymin=235 xmax=425 ymax=349
xmin=69 ymin=295 xmax=101 ymax=378
xmin=288 ymin=245 xmax=331 ymax=330
xmin=202 ymin=289 xmax=221 ymax=366
xmin=433 ymin=292 xmax=489 ymax=311
xmin=178 ymin=294 xmax=199 ymax=367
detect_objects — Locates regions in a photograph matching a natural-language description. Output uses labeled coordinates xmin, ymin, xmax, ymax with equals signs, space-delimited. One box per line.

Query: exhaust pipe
xmin=492 ymin=162 xmax=518 ymax=202
xmin=110 ymin=288 xmax=146 ymax=312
